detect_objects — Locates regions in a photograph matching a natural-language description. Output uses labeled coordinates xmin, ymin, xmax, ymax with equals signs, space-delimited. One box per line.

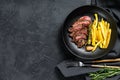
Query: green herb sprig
xmin=89 ymin=68 xmax=120 ymax=80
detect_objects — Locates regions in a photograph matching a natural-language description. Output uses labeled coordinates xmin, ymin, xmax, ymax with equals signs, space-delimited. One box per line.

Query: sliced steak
xmin=68 ymin=16 xmax=91 ymax=48
xmin=78 ymin=16 xmax=91 ymax=22
xmin=69 ymin=24 xmax=83 ymax=32
xmin=72 ymin=20 xmax=90 ymax=27
xmin=77 ymin=39 xmax=87 ymax=47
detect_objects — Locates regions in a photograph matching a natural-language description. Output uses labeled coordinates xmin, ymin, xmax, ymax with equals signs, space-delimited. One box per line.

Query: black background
xmin=0 ymin=0 xmax=120 ymax=80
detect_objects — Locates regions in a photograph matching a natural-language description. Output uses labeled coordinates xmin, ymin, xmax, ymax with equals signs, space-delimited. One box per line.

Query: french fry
xmin=92 ymin=41 xmax=102 ymax=51
xmin=87 ymin=13 xmax=111 ymax=52
xmin=94 ymin=13 xmax=98 ymax=27
xmin=103 ymin=21 xmax=107 ymax=48
xmin=98 ymin=25 xmax=103 ymax=48
xmin=91 ymin=14 xmax=98 ymax=46
xmin=107 ymin=23 xmax=110 ymax=29
xmin=99 ymin=22 xmax=105 ymax=40
xmin=103 ymin=22 xmax=108 ymax=48
xmin=92 ymin=27 xmax=96 ymax=46
xmin=96 ymin=28 xmax=99 ymax=42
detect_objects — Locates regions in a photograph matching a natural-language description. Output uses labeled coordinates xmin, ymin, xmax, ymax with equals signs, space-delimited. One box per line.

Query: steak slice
xmin=68 ymin=16 xmax=91 ymax=48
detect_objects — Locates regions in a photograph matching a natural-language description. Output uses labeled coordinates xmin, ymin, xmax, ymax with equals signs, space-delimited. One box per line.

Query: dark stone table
xmin=0 ymin=0 xmax=119 ymax=80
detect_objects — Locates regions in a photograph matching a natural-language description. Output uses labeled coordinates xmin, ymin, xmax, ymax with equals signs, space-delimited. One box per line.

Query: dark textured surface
xmin=0 ymin=0 xmax=120 ymax=80
xmin=0 ymin=0 xmax=88 ymax=80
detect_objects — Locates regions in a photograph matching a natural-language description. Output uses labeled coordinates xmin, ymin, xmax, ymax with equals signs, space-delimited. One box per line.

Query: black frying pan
xmin=62 ymin=0 xmax=117 ymax=60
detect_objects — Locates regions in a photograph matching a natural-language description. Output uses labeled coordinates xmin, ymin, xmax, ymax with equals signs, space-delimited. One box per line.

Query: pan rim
xmin=62 ymin=5 xmax=117 ymax=60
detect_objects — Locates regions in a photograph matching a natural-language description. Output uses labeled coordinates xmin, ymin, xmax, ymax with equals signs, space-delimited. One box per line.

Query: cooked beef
xmin=74 ymin=34 xmax=87 ymax=41
xmin=77 ymin=39 xmax=87 ymax=47
xmin=72 ymin=20 xmax=90 ymax=27
xmin=78 ymin=16 xmax=91 ymax=22
xmin=68 ymin=16 xmax=91 ymax=47
xmin=68 ymin=24 xmax=83 ymax=32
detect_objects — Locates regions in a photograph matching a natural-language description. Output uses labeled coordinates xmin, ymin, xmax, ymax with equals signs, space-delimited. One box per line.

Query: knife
xmin=84 ymin=58 xmax=120 ymax=63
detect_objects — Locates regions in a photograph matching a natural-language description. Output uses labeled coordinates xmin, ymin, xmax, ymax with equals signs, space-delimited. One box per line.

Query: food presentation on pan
xmin=68 ymin=13 xmax=111 ymax=52
xmin=62 ymin=5 xmax=117 ymax=60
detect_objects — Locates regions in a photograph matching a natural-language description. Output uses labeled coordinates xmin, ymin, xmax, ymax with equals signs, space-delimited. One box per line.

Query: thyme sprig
xmin=89 ymin=68 xmax=120 ymax=80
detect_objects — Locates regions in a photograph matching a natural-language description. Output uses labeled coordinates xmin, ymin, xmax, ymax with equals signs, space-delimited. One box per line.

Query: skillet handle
xmin=91 ymin=0 xmax=97 ymax=6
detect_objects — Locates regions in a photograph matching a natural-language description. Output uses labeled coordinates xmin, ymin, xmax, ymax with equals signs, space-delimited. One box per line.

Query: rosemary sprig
xmin=89 ymin=68 xmax=120 ymax=80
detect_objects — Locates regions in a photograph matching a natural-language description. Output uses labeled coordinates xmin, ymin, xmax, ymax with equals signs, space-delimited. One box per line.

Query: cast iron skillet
xmin=62 ymin=0 xmax=117 ymax=60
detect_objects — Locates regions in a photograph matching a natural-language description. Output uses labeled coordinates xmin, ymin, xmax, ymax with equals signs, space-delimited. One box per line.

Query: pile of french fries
xmin=88 ymin=13 xmax=111 ymax=51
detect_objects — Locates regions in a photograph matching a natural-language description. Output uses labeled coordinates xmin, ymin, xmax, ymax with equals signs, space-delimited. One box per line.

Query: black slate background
xmin=0 ymin=0 xmax=119 ymax=80
xmin=0 ymin=0 xmax=87 ymax=80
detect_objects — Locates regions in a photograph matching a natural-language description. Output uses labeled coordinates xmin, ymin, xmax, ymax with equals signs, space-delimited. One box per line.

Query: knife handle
xmin=92 ymin=58 xmax=120 ymax=63
xmin=84 ymin=58 xmax=120 ymax=64
xmin=91 ymin=64 xmax=120 ymax=69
